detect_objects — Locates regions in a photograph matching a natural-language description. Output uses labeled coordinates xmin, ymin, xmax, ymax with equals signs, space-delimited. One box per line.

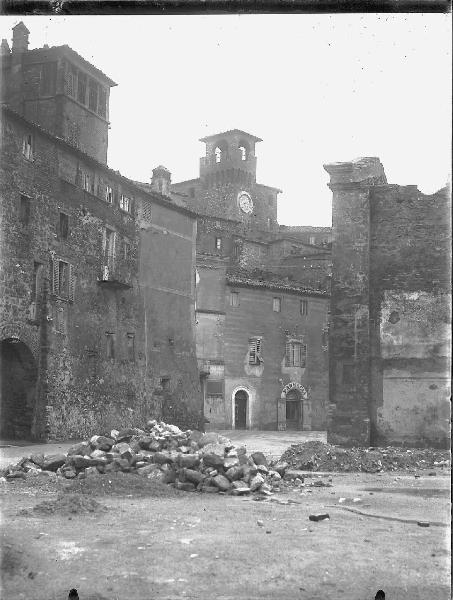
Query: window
xmin=285 ymin=341 xmax=307 ymax=367
xmin=81 ymin=171 xmax=91 ymax=193
xmin=215 ymin=237 xmax=222 ymax=250
xmin=22 ymin=133 xmax=33 ymax=160
xmin=105 ymin=185 xmax=114 ymax=203
xmin=300 ymin=299 xmax=308 ymax=316
xmin=98 ymin=86 xmax=107 ymax=118
xmin=19 ymin=195 xmax=31 ymax=224
xmin=52 ymin=259 xmax=75 ymax=301
xmin=123 ymin=239 xmax=131 ymax=260
xmin=126 ymin=333 xmax=135 ymax=361
xmin=233 ymin=242 xmax=241 ymax=258
xmin=103 ymin=227 xmax=116 ymax=269
xmin=120 ymin=194 xmax=131 ymax=212
xmin=66 ymin=120 xmax=80 ymax=147
xmin=239 ymin=145 xmax=247 ymax=161
xmin=88 ymin=79 xmax=98 ymax=112
xmin=160 ymin=377 xmax=171 ymax=391
xmin=309 ymin=236 xmax=316 ymax=245
xmin=249 ymin=337 xmax=263 ymax=365
xmin=106 ymin=333 xmax=115 ymax=359
xmin=273 ymin=297 xmax=281 ymax=312
xmin=58 ymin=212 xmax=69 ymax=240
xmin=66 ymin=64 xmax=76 ymax=97
xmin=32 ymin=261 xmax=43 ymax=305
xmin=77 ymin=72 xmax=87 ymax=104
xmin=230 ymin=291 xmax=239 ymax=307
xmin=214 ymin=147 xmax=222 ymax=163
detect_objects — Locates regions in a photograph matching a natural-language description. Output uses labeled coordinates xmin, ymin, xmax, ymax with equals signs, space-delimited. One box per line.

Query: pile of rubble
xmin=280 ymin=441 xmax=450 ymax=473
xmin=1 ymin=421 xmax=289 ymax=495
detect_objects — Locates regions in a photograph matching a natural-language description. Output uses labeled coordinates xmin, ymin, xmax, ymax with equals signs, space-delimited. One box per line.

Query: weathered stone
xmin=29 ymin=453 xmax=45 ymax=467
xmin=137 ymin=464 xmax=160 ymax=477
xmin=188 ymin=430 xmax=203 ymax=444
xmin=116 ymin=428 xmax=137 ymax=442
xmin=202 ymin=453 xmax=224 ymax=468
xmin=224 ymin=456 xmax=240 ymax=469
xmin=113 ymin=458 xmax=131 ymax=471
xmin=250 ymin=473 xmax=265 ymax=492
xmin=269 ymin=470 xmax=282 ymax=481
xmin=85 ymin=466 xmax=99 ymax=477
xmin=149 ymin=441 xmax=161 ymax=452
xmin=178 ymin=446 xmax=190 ymax=454
xmin=162 ymin=469 xmax=177 ymax=484
xmin=225 ymin=466 xmax=243 ymax=481
xmin=175 ymin=481 xmax=196 ymax=492
xmin=202 ymin=485 xmax=219 ymax=493
xmin=94 ymin=436 xmax=115 ymax=451
xmin=90 ymin=449 xmax=107 ymax=459
xmin=42 ymin=454 xmax=66 ymax=472
xmin=153 ymin=452 xmax=173 ymax=465
xmin=198 ymin=432 xmax=220 ymax=447
xmin=115 ymin=443 xmax=134 ymax=462
xmin=238 ymin=454 xmax=249 ymax=465
xmin=251 ymin=452 xmax=268 ymax=467
xmin=138 ymin=436 xmax=153 ymax=450
xmin=236 ymin=446 xmax=247 ymax=456
xmin=241 ymin=465 xmax=252 ymax=483
xmin=273 ymin=461 xmax=289 ymax=476
xmin=62 ymin=468 xmax=76 ymax=479
xmin=178 ymin=454 xmax=201 ymax=469
xmin=6 ymin=471 xmax=26 ymax=480
xmin=66 ymin=443 xmax=90 ymax=457
xmin=110 ymin=430 xmax=119 ymax=441
xmin=212 ymin=474 xmax=231 ymax=491
xmin=257 ymin=464 xmax=269 ymax=474
xmin=183 ymin=469 xmax=204 ymax=485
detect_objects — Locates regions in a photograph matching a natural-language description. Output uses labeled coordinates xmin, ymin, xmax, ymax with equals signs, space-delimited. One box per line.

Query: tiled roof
xmin=226 ymin=268 xmax=329 ymax=297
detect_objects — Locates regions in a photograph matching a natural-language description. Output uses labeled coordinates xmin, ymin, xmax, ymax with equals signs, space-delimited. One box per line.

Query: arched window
xmin=239 ymin=146 xmax=247 ymax=161
xmin=215 ymin=147 xmax=222 ymax=163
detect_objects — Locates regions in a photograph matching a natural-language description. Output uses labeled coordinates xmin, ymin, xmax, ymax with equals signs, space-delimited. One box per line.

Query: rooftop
xmin=199 ymin=129 xmax=262 ymax=144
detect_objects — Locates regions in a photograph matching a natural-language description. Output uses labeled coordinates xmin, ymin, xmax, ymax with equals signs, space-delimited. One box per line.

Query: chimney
xmin=1 ymin=39 xmax=11 ymax=56
xmin=151 ymin=165 xmax=172 ymax=197
xmin=12 ymin=22 xmax=30 ymax=54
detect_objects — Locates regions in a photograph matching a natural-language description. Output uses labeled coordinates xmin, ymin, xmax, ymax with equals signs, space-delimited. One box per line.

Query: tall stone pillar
xmin=323 ymin=158 xmax=387 ymax=446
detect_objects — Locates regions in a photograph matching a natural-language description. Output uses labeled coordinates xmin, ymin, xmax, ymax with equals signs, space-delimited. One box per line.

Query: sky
xmin=1 ymin=15 xmax=451 ymax=226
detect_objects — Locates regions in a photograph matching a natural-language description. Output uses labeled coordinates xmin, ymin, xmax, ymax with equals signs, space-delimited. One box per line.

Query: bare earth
xmin=0 ymin=432 xmax=450 ymax=600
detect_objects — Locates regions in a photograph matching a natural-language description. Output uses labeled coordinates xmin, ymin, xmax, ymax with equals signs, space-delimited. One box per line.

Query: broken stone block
xmin=175 ymin=481 xmax=196 ymax=492
xmin=149 ymin=441 xmax=161 ymax=452
xmin=273 ymin=461 xmax=289 ymax=476
xmin=178 ymin=454 xmax=200 ymax=469
xmin=257 ymin=464 xmax=269 ymax=474
xmin=241 ymin=465 xmax=252 ymax=483
xmin=183 ymin=469 xmax=204 ymax=485
xmin=212 ymin=474 xmax=231 ymax=491
xmin=202 ymin=485 xmax=219 ymax=493
xmin=66 ymin=443 xmax=90 ymax=457
xmin=90 ymin=449 xmax=107 ymax=460
xmin=68 ymin=455 xmax=95 ymax=470
xmin=113 ymin=458 xmax=131 ymax=471
xmin=225 ymin=466 xmax=243 ymax=481
xmin=162 ymin=469 xmax=177 ymax=484
xmin=93 ymin=436 xmax=115 ymax=451
xmin=198 ymin=432 xmax=220 ymax=447
xmin=110 ymin=429 xmax=119 ymax=440
xmin=202 ymin=453 xmax=225 ymax=468
xmin=85 ymin=466 xmax=99 ymax=477
xmin=224 ymin=456 xmax=240 ymax=469
xmin=251 ymin=452 xmax=268 ymax=467
xmin=250 ymin=474 xmax=265 ymax=492
xmin=153 ymin=452 xmax=173 ymax=465
xmin=238 ymin=454 xmax=249 ymax=466
xmin=136 ymin=464 xmax=159 ymax=477
xmin=42 ymin=454 xmax=66 ymax=472
xmin=116 ymin=428 xmax=136 ymax=442
xmin=188 ymin=430 xmax=203 ymax=444
xmin=6 ymin=471 xmax=26 ymax=480
xmin=29 ymin=453 xmax=45 ymax=467
xmin=268 ymin=470 xmax=282 ymax=481
xmin=114 ymin=443 xmax=134 ymax=462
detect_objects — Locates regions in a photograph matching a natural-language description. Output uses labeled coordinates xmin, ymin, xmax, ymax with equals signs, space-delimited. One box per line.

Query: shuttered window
xmin=285 ymin=341 xmax=307 ymax=367
xmin=248 ymin=337 xmax=262 ymax=365
xmin=52 ymin=258 xmax=75 ymax=302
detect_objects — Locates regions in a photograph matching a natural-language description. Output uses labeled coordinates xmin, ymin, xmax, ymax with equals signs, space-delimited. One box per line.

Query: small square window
xmin=160 ymin=376 xmax=171 ymax=391
xmin=127 ymin=333 xmax=135 ymax=361
xmin=230 ymin=291 xmax=239 ymax=307
xmin=106 ymin=332 xmax=115 ymax=359
xmin=309 ymin=236 xmax=316 ymax=245
xmin=22 ymin=134 xmax=33 ymax=160
xmin=300 ymin=299 xmax=308 ymax=316
xmin=120 ymin=195 xmax=132 ymax=213
xmin=215 ymin=237 xmax=222 ymax=251
xmin=285 ymin=341 xmax=307 ymax=367
xmin=273 ymin=297 xmax=281 ymax=312
xmin=59 ymin=212 xmax=69 ymax=240
xmin=19 ymin=195 xmax=31 ymax=224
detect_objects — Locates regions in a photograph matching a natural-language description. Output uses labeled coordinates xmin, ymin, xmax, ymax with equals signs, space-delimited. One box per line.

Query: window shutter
xmin=301 ymin=344 xmax=307 ymax=367
xmin=52 ymin=258 xmax=59 ymax=295
xmin=285 ymin=341 xmax=291 ymax=367
xmin=249 ymin=338 xmax=257 ymax=364
xmin=75 ymin=167 xmax=82 ymax=187
xmin=69 ymin=265 xmax=75 ymax=302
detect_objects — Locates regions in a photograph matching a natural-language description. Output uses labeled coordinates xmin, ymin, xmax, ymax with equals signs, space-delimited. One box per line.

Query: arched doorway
xmin=234 ymin=390 xmax=248 ymax=430
xmin=285 ymin=388 xmax=302 ymax=430
xmin=0 ymin=339 xmax=37 ymax=440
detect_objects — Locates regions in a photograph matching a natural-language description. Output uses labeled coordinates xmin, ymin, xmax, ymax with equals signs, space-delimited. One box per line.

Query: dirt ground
xmin=1 ymin=468 xmax=450 ymax=600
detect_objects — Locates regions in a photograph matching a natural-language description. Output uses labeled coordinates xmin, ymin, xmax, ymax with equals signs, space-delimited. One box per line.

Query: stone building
xmin=0 ymin=24 xmax=201 ymax=440
xmin=168 ymin=130 xmax=331 ymax=430
xmin=325 ymin=157 xmax=451 ymax=448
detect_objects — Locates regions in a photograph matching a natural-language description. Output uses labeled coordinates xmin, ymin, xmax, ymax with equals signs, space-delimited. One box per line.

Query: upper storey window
xmin=98 ymin=87 xmax=107 ymax=119
xmin=239 ymin=146 xmax=247 ymax=161
xmin=88 ymin=79 xmax=98 ymax=112
xmin=77 ymin=72 xmax=87 ymax=104
xmin=215 ymin=147 xmax=222 ymax=163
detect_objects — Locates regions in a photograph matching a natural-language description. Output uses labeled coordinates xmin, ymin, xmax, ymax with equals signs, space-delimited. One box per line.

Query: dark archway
xmin=0 ymin=339 xmax=37 ymax=440
xmin=234 ymin=390 xmax=248 ymax=430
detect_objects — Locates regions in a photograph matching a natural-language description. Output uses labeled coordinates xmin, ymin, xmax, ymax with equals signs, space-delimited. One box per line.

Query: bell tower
xmin=199 ymin=129 xmax=261 ymax=188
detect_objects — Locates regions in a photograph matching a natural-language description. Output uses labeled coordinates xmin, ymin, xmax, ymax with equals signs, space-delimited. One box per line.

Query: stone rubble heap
xmin=280 ymin=440 xmax=450 ymax=473
xmin=1 ymin=421 xmax=290 ymax=495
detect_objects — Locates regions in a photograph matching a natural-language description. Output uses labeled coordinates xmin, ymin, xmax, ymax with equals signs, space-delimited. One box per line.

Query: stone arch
xmin=278 ymin=382 xmax=311 ymax=431
xmin=0 ymin=321 xmax=39 ymax=361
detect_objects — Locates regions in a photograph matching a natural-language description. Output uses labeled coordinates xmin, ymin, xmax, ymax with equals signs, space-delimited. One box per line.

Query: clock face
xmin=238 ymin=191 xmax=254 ymax=214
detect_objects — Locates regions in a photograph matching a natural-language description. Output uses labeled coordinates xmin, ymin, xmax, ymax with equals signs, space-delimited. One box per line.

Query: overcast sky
xmin=1 ymin=15 xmax=451 ymax=225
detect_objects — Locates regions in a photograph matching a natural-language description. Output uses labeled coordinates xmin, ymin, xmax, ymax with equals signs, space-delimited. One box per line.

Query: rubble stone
xmin=251 ymin=452 xmax=268 ymax=467
xmin=212 ymin=474 xmax=231 ymax=491
xmin=249 ymin=474 xmax=265 ymax=491
xmin=42 ymin=454 xmax=66 ymax=472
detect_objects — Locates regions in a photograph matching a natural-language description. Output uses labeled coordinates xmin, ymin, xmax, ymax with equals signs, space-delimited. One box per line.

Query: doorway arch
xmin=0 ymin=338 xmax=38 ymax=439
xmin=232 ymin=388 xmax=249 ymax=430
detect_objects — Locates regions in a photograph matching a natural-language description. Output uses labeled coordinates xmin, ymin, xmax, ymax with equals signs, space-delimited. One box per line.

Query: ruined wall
xmin=369 ymin=185 xmax=451 ymax=447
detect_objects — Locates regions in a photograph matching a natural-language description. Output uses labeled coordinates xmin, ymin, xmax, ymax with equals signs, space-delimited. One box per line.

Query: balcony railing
xmin=97 ymin=264 xmax=132 ymax=290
